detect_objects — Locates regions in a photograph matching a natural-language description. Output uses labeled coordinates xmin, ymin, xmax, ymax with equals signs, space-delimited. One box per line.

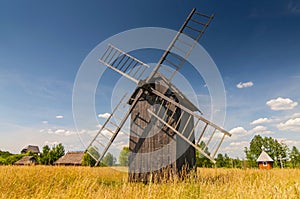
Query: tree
xmin=0 ymin=150 xmax=12 ymax=165
xmin=232 ymin=158 xmax=243 ymax=168
xmin=102 ymin=152 xmax=114 ymax=166
xmin=39 ymin=144 xmax=65 ymax=165
xmin=119 ymin=147 xmax=129 ymax=166
xmin=245 ymin=135 xmax=288 ymax=168
xmin=0 ymin=150 xmax=12 ymax=158
xmin=195 ymin=141 xmax=213 ymax=168
xmin=0 ymin=150 xmax=30 ymax=165
xmin=82 ymin=153 xmax=96 ymax=166
xmin=290 ymin=146 xmax=300 ymax=168
xmin=2 ymin=154 xmax=23 ymax=165
xmin=215 ymin=153 xmax=232 ymax=168
xmin=86 ymin=146 xmax=100 ymax=160
xmin=244 ymin=135 xmax=264 ymax=167
xmin=50 ymin=143 xmax=65 ymax=164
xmin=263 ymin=137 xmax=288 ymax=167
xmin=39 ymin=145 xmax=51 ymax=165
xmin=215 ymin=153 xmax=225 ymax=168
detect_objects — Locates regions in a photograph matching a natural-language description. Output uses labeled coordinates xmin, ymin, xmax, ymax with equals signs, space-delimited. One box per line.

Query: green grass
xmin=1 ymin=166 xmax=300 ymax=198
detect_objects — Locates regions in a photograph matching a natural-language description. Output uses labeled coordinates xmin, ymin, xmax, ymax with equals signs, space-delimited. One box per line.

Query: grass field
xmin=1 ymin=166 xmax=300 ymax=199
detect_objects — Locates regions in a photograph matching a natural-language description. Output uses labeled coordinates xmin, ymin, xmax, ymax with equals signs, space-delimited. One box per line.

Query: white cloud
xmin=236 ymin=81 xmax=253 ymax=89
xmin=55 ymin=129 xmax=66 ymax=134
xmin=54 ymin=129 xmax=78 ymax=136
xmin=40 ymin=129 xmax=53 ymax=134
xmin=277 ymin=138 xmax=300 ymax=147
xmin=260 ymin=131 xmax=274 ymax=135
xmin=85 ymin=129 xmax=98 ymax=136
xmin=249 ymin=125 xmax=274 ymax=135
xmin=56 ymin=115 xmax=64 ymax=119
xmin=44 ymin=140 xmax=59 ymax=146
xmin=223 ymin=141 xmax=248 ymax=156
xmin=40 ymin=128 xmax=80 ymax=136
xmin=249 ymin=112 xmax=300 ymax=126
xmin=277 ymin=118 xmax=300 ymax=132
xmin=250 ymin=125 xmax=267 ymax=132
xmin=286 ymin=139 xmax=300 ymax=146
xmin=112 ymin=141 xmax=127 ymax=150
xmin=249 ymin=125 xmax=266 ymax=133
xmin=98 ymin=113 xmax=111 ymax=119
xmin=39 ymin=125 xmax=128 ymax=140
xmin=42 ymin=121 xmax=48 ymax=124
xmin=229 ymin=127 xmax=247 ymax=136
xmin=229 ymin=126 xmax=274 ymax=138
xmin=250 ymin=118 xmax=272 ymax=125
xmin=291 ymin=112 xmax=300 ymax=118
xmin=266 ymin=97 xmax=298 ymax=110
xmin=228 ymin=141 xmax=248 ymax=147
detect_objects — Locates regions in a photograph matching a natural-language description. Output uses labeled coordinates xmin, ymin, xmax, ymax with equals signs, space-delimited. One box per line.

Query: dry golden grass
xmin=1 ymin=166 xmax=300 ymax=199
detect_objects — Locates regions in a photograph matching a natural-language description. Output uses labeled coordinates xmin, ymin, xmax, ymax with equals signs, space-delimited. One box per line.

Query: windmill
xmin=86 ymin=8 xmax=232 ymax=182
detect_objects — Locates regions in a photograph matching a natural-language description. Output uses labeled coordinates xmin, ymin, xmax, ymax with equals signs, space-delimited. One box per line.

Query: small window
xmin=263 ymin=161 xmax=267 ymax=166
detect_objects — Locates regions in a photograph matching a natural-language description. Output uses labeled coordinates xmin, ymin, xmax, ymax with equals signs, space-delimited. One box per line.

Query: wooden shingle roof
xmin=128 ymin=75 xmax=201 ymax=113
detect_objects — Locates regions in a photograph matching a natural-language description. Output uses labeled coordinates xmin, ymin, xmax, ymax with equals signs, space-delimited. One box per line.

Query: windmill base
xmin=128 ymin=163 xmax=196 ymax=183
xmin=128 ymin=145 xmax=196 ymax=183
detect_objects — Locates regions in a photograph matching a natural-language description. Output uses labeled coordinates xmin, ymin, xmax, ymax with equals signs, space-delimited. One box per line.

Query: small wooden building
xmin=128 ymin=77 xmax=198 ymax=182
xmin=257 ymin=150 xmax=274 ymax=170
xmin=21 ymin=145 xmax=40 ymax=155
xmin=14 ymin=156 xmax=38 ymax=165
xmin=54 ymin=152 xmax=84 ymax=166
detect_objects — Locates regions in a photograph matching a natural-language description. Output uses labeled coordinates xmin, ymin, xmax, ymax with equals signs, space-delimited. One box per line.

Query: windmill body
xmin=128 ymin=77 xmax=196 ymax=182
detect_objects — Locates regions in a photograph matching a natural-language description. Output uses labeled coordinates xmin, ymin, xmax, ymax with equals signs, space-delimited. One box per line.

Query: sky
xmin=0 ymin=0 xmax=300 ymax=159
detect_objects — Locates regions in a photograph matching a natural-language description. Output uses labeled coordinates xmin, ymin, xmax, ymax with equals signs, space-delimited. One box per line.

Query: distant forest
xmin=2 ymin=135 xmax=300 ymax=168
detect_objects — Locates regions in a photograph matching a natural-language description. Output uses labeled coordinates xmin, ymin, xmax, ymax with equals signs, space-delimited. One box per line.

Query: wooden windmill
xmin=86 ymin=8 xmax=231 ymax=182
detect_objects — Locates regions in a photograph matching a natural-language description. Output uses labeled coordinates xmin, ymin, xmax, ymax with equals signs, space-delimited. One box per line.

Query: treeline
xmin=196 ymin=152 xmax=244 ymax=168
xmin=82 ymin=147 xmax=128 ymax=167
xmin=83 ymin=146 xmax=244 ymax=168
xmin=0 ymin=144 xmax=65 ymax=165
xmin=86 ymin=135 xmax=300 ymax=169
xmin=197 ymin=135 xmax=300 ymax=168
xmin=0 ymin=151 xmax=23 ymax=165
xmin=4 ymin=135 xmax=300 ymax=168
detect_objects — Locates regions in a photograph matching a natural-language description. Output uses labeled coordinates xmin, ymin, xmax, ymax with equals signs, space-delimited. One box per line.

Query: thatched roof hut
xmin=14 ymin=156 xmax=38 ymax=165
xmin=54 ymin=152 xmax=84 ymax=166
xmin=21 ymin=145 xmax=40 ymax=154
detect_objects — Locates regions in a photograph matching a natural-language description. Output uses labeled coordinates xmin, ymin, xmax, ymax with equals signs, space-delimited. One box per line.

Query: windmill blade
xmin=99 ymin=9 xmax=213 ymax=86
xmin=94 ymin=44 xmax=151 ymax=165
xmin=147 ymin=87 xmax=231 ymax=163
xmin=148 ymin=109 xmax=215 ymax=163
xmin=86 ymin=89 xmax=144 ymax=166
xmin=88 ymin=8 xmax=229 ymax=173
xmin=99 ymin=44 xmax=150 ymax=84
xmin=147 ymin=8 xmax=214 ymax=83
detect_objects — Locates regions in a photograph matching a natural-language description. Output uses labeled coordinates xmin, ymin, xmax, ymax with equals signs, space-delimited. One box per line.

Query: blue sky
xmin=0 ymin=0 xmax=300 ymax=158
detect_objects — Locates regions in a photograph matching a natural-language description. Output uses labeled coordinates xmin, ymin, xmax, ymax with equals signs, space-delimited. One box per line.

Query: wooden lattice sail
xmin=86 ymin=8 xmax=231 ymax=183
